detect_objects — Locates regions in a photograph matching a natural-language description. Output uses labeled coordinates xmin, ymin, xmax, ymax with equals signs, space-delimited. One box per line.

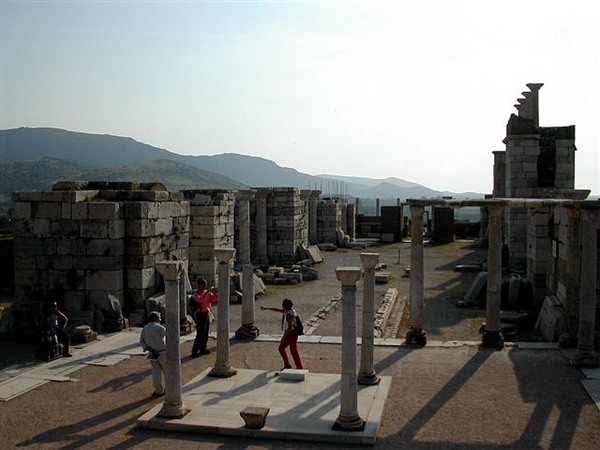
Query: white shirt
xmin=140 ymin=321 xmax=166 ymax=352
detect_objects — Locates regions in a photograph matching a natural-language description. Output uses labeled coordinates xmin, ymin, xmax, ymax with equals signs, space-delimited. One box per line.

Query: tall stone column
xmin=572 ymin=208 xmax=599 ymax=368
xmin=358 ymin=253 xmax=380 ymax=385
xmin=179 ymin=265 xmax=193 ymax=335
xmin=255 ymin=188 xmax=269 ymax=264
xmin=209 ymin=248 xmax=238 ymax=378
xmin=309 ymin=190 xmax=320 ymax=245
xmin=235 ymin=190 xmax=259 ymax=339
xmin=560 ymin=207 xmax=582 ymax=348
xmin=406 ymin=204 xmax=426 ymax=345
xmin=333 ymin=266 xmax=365 ymax=431
xmin=482 ymin=205 xmax=505 ymax=348
xmin=156 ymin=261 xmax=189 ymax=418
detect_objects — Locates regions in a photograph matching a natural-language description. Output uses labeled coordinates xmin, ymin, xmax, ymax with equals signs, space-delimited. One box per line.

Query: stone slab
xmin=581 ymin=379 xmax=600 ymax=410
xmin=278 ymin=369 xmax=308 ymax=381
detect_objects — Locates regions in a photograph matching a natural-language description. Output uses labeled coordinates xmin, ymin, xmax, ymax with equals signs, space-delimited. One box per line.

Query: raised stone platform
xmin=137 ymin=368 xmax=392 ymax=445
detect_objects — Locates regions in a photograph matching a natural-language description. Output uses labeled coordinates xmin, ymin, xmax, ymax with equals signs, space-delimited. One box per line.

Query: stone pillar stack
xmin=253 ymin=188 xmax=271 ymax=265
xmin=234 ymin=190 xmax=259 ymax=339
xmin=317 ymin=200 xmax=343 ymax=245
xmin=406 ymin=205 xmax=427 ymax=345
xmin=482 ymin=205 xmax=504 ymax=348
xmin=266 ymin=187 xmax=307 ymax=265
xmin=527 ymin=207 xmax=552 ymax=307
xmin=346 ymin=202 xmax=356 ymax=241
xmin=572 ymin=208 xmax=599 ymax=368
xmin=183 ymin=190 xmax=235 ymax=287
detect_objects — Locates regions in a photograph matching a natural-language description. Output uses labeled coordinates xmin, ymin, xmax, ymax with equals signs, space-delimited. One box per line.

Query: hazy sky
xmin=1 ymin=1 xmax=598 ymax=194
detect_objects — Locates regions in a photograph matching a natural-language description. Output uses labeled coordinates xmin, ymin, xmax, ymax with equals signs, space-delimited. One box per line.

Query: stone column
xmin=309 ymin=190 xmax=320 ymax=245
xmin=376 ymin=198 xmax=380 ymax=217
xmin=560 ymin=207 xmax=582 ymax=348
xmin=406 ymin=205 xmax=427 ymax=345
xmin=255 ymin=188 xmax=269 ymax=264
xmin=333 ymin=266 xmax=365 ymax=431
xmin=178 ymin=266 xmax=194 ymax=335
xmin=571 ymin=208 xmax=599 ymax=368
xmin=358 ymin=253 xmax=380 ymax=385
xmin=209 ymin=248 xmax=238 ymax=377
xmin=235 ymin=190 xmax=259 ymax=339
xmin=156 ymin=261 xmax=189 ymax=418
xmin=482 ymin=205 xmax=505 ymax=348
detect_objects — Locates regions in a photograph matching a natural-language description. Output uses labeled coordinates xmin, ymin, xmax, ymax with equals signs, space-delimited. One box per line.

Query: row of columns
xmin=407 ymin=202 xmax=598 ymax=362
xmin=155 ymin=250 xmax=383 ymax=430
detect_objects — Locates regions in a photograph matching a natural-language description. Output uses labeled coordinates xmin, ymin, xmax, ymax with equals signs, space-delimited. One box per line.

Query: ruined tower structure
xmin=492 ymin=84 xmax=599 ymax=349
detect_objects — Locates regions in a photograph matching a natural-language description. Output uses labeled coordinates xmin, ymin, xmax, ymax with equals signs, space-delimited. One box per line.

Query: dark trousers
xmin=56 ymin=328 xmax=70 ymax=356
xmin=192 ymin=311 xmax=210 ymax=355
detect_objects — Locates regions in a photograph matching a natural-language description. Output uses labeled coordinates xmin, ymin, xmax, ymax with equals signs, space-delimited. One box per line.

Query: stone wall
xmin=11 ymin=182 xmax=188 ymax=331
xmin=266 ymin=187 xmax=308 ymax=265
xmin=317 ymin=200 xmax=343 ymax=245
xmin=182 ymin=190 xmax=235 ymax=287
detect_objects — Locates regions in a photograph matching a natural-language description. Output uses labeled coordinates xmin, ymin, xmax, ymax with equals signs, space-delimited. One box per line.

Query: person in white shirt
xmin=139 ymin=311 xmax=166 ymax=397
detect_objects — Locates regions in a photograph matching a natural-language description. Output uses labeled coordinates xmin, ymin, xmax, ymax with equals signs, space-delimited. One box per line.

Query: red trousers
xmin=278 ymin=331 xmax=304 ymax=369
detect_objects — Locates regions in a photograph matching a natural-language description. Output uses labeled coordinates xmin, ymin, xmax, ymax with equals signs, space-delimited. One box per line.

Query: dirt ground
xmin=2 ymin=239 xmax=598 ymax=450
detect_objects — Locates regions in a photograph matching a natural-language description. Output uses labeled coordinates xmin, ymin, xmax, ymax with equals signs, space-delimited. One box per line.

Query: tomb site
xmin=0 ymin=84 xmax=599 ymax=448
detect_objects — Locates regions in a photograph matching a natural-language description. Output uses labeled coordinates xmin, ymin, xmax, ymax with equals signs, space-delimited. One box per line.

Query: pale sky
xmin=1 ymin=1 xmax=598 ymax=194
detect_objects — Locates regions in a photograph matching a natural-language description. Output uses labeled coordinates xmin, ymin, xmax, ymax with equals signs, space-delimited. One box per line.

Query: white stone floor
xmin=137 ymin=368 xmax=391 ymax=445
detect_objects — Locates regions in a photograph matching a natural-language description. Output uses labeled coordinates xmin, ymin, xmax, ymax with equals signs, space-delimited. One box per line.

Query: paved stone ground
xmin=1 ymin=239 xmax=599 ymax=449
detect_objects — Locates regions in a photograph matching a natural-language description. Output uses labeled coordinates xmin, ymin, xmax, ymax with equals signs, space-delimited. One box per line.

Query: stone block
xmin=12 ymin=202 xmax=31 ymax=219
xmin=86 ymin=271 xmax=124 ymax=291
xmin=36 ymin=202 xmax=62 ymax=219
xmin=239 ymin=406 xmax=270 ymax=429
xmin=536 ymin=295 xmax=564 ymax=342
xmin=109 ymin=220 xmax=126 ymax=239
xmin=278 ymin=368 xmax=309 ymax=381
xmin=125 ymin=202 xmax=160 ymax=220
xmin=80 ymin=220 xmax=110 ymax=239
xmin=86 ymin=239 xmax=125 ymax=257
xmin=71 ymin=203 xmax=88 ymax=220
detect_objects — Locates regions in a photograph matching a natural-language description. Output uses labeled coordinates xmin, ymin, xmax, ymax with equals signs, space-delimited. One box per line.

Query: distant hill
xmin=0 ymin=127 xmax=484 ymax=200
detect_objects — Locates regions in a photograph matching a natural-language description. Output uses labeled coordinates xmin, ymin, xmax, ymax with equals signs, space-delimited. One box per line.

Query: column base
xmin=570 ymin=351 xmax=600 ymax=368
xmin=558 ymin=333 xmax=578 ymax=349
xmin=406 ymin=327 xmax=427 ymax=346
xmin=481 ymin=329 xmax=504 ymax=349
xmin=235 ymin=324 xmax=260 ymax=340
xmin=358 ymin=371 xmax=381 ymax=386
xmin=158 ymin=403 xmax=190 ymax=419
xmin=332 ymin=415 xmax=365 ymax=431
xmin=208 ymin=365 xmax=238 ymax=378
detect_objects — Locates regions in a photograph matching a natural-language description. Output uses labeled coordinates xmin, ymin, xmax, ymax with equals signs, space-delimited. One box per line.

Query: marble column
xmin=156 ymin=261 xmax=189 ymax=418
xmin=406 ymin=205 xmax=427 ymax=345
xmin=571 ymin=208 xmax=599 ymax=368
xmin=358 ymin=253 xmax=380 ymax=385
xmin=482 ymin=205 xmax=505 ymax=348
xmin=235 ymin=190 xmax=259 ymax=339
xmin=255 ymin=188 xmax=269 ymax=264
xmin=179 ymin=265 xmax=194 ymax=335
xmin=209 ymin=248 xmax=238 ymax=378
xmin=333 ymin=266 xmax=365 ymax=431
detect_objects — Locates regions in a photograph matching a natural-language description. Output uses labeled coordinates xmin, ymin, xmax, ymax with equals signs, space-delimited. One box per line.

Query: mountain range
xmin=0 ymin=127 xmax=485 ymax=201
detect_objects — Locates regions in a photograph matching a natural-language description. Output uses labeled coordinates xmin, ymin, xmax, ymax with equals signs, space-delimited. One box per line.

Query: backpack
xmin=295 ymin=314 xmax=304 ymax=335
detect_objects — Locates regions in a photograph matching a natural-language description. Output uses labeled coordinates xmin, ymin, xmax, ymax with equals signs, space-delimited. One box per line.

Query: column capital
xmin=233 ymin=189 xmax=256 ymax=202
xmin=360 ymin=253 xmax=379 ymax=269
xmin=335 ymin=266 xmax=362 ymax=285
xmin=488 ymin=204 xmax=504 ymax=218
xmin=214 ymin=248 xmax=236 ymax=263
xmin=156 ymin=260 xmax=185 ymax=280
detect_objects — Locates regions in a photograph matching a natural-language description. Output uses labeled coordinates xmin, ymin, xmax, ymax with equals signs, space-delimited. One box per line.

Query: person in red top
xmin=190 ymin=278 xmax=218 ymax=357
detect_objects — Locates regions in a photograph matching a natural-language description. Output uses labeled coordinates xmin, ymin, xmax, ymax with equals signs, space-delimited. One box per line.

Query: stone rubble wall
xmin=11 ymin=183 xmax=188 ymax=331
